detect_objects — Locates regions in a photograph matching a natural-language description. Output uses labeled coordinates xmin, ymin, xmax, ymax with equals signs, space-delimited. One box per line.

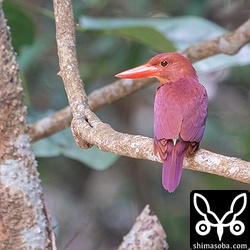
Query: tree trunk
xmin=0 ymin=3 xmax=55 ymax=249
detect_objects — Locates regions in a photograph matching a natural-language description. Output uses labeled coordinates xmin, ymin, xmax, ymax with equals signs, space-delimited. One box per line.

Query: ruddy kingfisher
xmin=116 ymin=52 xmax=208 ymax=192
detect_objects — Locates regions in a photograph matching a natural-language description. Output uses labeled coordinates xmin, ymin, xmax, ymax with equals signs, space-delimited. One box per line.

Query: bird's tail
xmin=162 ymin=140 xmax=186 ymax=193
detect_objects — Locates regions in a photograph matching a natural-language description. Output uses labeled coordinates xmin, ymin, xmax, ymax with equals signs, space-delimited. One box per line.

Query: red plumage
xmin=116 ymin=52 xmax=208 ymax=192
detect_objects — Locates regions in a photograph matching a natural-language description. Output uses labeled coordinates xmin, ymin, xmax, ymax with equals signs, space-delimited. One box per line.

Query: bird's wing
xmin=153 ymin=81 xmax=208 ymax=159
xmin=180 ymin=84 xmax=208 ymax=143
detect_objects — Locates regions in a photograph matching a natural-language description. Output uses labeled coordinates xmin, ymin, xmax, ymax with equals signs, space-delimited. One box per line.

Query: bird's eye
xmin=161 ymin=60 xmax=168 ymax=67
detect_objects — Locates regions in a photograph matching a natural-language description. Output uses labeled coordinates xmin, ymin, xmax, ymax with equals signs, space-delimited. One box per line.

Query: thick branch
xmin=53 ymin=0 xmax=91 ymax=149
xmin=52 ymin=1 xmax=250 ymax=185
xmin=72 ymin=118 xmax=250 ymax=184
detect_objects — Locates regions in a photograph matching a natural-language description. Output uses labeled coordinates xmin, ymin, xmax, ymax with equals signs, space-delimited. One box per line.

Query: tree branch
xmin=183 ymin=18 xmax=250 ymax=63
xmin=52 ymin=1 xmax=250 ymax=185
xmin=29 ymin=78 xmax=154 ymax=142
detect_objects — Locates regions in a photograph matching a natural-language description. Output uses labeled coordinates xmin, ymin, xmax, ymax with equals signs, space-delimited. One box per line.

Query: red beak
xmin=115 ymin=64 xmax=158 ymax=79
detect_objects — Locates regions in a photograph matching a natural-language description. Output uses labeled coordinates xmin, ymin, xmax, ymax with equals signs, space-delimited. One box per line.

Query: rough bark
xmin=118 ymin=205 xmax=169 ymax=250
xmin=0 ymin=3 xmax=55 ymax=249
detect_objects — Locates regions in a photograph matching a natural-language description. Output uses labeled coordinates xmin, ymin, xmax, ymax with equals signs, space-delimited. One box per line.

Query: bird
xmin=115 ymin=52 xmax=208 ymax=192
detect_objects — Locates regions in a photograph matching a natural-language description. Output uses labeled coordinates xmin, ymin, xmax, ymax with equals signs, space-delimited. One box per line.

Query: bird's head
xmin=115 ymin=52 xmax=197 ymax=84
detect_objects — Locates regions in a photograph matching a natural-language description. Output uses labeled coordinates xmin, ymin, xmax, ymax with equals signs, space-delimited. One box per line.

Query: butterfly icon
xmin=193 ymin=192 xmax=247 ymax=241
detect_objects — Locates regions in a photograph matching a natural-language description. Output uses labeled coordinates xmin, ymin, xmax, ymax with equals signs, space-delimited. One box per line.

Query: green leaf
xmin=33 ymin=128 xmax=120 ymax=170
xmin=18 ymin=35 xmax=53 ymax=72
xmin=110 ymin=26 xmax=175 ymax=53
xmin=79 ymin=15 xmax=250 ymax=72
xmin=78 ymin=15 xmax=224 ymax=52
xmin=79 ymin=16 xmax=176 ymax=52
xmin=3 ymin=1 xmax=35 ymax=53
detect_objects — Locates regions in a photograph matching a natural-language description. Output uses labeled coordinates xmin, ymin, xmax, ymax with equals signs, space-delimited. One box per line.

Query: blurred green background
xmin=3 ymin=0 xmax=250 ymax=249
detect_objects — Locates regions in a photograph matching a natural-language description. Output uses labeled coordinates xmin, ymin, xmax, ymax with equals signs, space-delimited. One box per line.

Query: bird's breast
xmin=154 ymin=78 xmax=206 ymax=140
xmin=155 ymin=79 xmax=204 ymax=112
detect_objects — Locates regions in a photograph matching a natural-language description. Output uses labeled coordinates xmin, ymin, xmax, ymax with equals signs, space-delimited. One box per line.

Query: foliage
xmin=3 ymin=1 xmax=35 ymax=53
xmin=34 ymin=128 xmax=119 ymax=170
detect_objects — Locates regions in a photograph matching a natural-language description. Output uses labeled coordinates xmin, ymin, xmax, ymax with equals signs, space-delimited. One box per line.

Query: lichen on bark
xmin=0 ymin=3 xmax=55 ymax=249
